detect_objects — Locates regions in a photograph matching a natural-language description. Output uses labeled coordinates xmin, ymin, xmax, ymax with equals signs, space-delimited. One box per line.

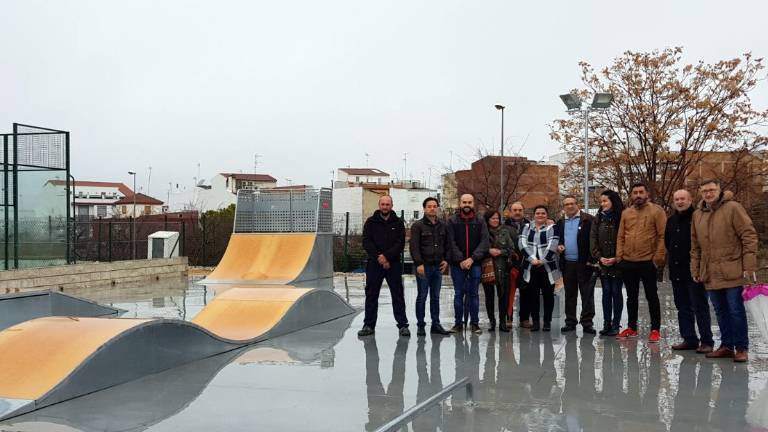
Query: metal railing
xmin=374 ymin=377 xmax=474 ymax=432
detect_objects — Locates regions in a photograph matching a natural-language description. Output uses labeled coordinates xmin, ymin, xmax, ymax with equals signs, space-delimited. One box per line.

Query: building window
xmin=97 ymin=205 xmax=107 ymax=217
xmin=413 ymin=211 xmax=419 ymax=219
xmin=144 ymin=205 xmax=151 ymax=215
xmin=356 ymin=176 xmax=360 ymax=182
xmin=121 ymin=205 xmax=127 ymax=215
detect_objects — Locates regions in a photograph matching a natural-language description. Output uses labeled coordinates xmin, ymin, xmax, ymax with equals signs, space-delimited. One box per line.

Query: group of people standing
xmin=357 ymin=179 xmax=758 ymax=363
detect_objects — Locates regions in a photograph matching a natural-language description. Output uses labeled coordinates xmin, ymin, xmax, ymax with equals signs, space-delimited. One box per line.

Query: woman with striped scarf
xmin=519 ymin=205 xmax=561 ymax=331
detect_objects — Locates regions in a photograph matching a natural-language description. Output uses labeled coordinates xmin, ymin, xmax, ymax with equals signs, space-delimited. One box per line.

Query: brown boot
xmin=705 ymin=345 xmax=734 ymax=359
xmin=734 ymin=350 xmax=748 ymax=363
xmin=672 ymin=341 xmax=698 ymax=350
xmin=520 ymin=319 xmax=532 ymax=329
xmin=696 ymin=344 xmax=714 ymax=354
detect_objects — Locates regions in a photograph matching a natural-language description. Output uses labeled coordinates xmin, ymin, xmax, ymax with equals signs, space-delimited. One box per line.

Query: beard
xmin=461 ymin=206 xmax=473 ymax=214
xmin=633 ymin=197 xmax=647 ymax=206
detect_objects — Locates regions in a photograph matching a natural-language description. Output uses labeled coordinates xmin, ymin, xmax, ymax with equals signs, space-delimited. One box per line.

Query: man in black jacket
xmin=409 ymin=197 xmax=451 ymax=336
xmin=358 ymin=195 xmax=409 ymax=337
xmin=666 ymin=189 xmax=713 ymax=353
xmin=556 ymin=195 xmax=596 ymax=334
xmin=505 ymin=201 xmax=532 ymax=328
xmin=447 ymin=194 xmax=490 ymax=334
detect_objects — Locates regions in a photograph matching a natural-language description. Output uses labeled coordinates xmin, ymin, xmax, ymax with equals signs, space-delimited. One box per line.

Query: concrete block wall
xmin=0 ymin=257 xmax=188 ymax=293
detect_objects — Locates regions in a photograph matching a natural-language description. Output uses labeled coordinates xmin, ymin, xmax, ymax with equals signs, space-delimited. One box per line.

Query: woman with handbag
xmin=590 ymin=189 xmax=625 ymax=336
xmin=481 ymin=209 xmax=517 ymax=332
xmin=520 ymin=205 xmax=561 ymax=331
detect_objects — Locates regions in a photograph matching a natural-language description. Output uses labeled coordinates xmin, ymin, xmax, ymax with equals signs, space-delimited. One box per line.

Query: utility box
xmin=147 ymin=231 xmax=180 ymax=259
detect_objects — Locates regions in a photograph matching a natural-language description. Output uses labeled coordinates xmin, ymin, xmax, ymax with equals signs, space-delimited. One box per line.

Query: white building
xmin=114 ymin=193 xmax=165 ymax=218
xmin=44 ymin=180 xmax=133 ymax=219
xmin=336 ymin=168 xmax=390 ymax=187
xmin=332 ymin=169 xmax=437 ymax=232
xmin=173 ymin=173 xmax=278 ymax=212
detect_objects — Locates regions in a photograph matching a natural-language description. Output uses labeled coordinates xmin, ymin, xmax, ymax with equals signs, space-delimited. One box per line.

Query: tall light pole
xmin=128 ymin=171 xmax=137 ymax=260
xmin=494 ymin=104 xmax=505 ymax=212
xmin=559 ymin=92 xmax=613 ymax=211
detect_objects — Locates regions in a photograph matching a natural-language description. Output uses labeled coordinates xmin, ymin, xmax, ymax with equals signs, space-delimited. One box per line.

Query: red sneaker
xmin=616 ymin=328 xmax=638 ymax=339
xmin=648 ymin=330 xmax=661 ymax=343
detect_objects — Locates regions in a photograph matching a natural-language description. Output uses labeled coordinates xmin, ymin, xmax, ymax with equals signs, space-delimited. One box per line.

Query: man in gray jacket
xmin=409 ymin=197 xmax=451 ymax=336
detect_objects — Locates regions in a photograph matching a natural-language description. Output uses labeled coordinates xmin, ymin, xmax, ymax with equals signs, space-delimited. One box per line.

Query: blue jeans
xmin=708 ymin=286 xmax=748 ymax=351
xmin=451 ymin=265 xmax=480 ymax=326
xmin=672 ymin=279 xmax=714 ymax=346
xmin=415 ymin=265 xmax=443 ymax=327
xmin=601 ymin=275 xmax=623 ymax=327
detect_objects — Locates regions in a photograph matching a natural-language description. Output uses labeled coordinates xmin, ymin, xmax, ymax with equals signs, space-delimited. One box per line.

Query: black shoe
xmin=605 ymin=324 xmax=620 ymax=337
xmin=543 ymin=322 xmax=551 ymax=332
xmin=582 ymin=326 xmax=597 ymax=335
xmin=357 ymin=326 xmax=375 ymax=337
xmin=599 ymin=321 xmax=612 ymax=336
xmin=431 ymin=324 xmax=451 ymax=335
xmin=531 ymin=322 xmax=540 ymax=332
xmin=449 ymin=324 xmax=463 ymax=333
xmin=488 ymin=321 xmax=496 ymax=332
xmin=499 ymin=322 xmax=510 ymax=332
xmin=417 ymin=326 xmax=426 ymax=336
xmin=561 ymin=325 xmax=577 ymax=332
xmin=399 ymin=327 xmax=411 ymax=337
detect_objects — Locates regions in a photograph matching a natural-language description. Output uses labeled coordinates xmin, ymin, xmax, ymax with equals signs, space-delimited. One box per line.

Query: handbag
xmin=481 ymin=257 xmax=496 ymax=284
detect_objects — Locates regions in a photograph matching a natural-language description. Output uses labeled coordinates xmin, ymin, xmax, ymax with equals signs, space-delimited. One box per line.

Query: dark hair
xmin=562 ymin=194 xmax=578 ymax=203
xmin=533 ymin=205 xmax=548 ymax=215
xmin=700 ymin=178 xmax=721 ymax=188
xmin=630 ymin=182 xmax=647 ymax=192
xmin=422 ymin=197 xmax=439 ymax=208
xmin=600 ymin=189 xmax=625 ymax=222
xmin=484 ymin=208 xmax=501 ymax=225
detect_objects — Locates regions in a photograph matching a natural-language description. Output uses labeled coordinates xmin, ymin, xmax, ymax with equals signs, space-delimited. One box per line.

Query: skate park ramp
xmin=202 ymin=188 xmax=334 ymax=285
xmin=2 ymin=314 xmax=356 ymax=432
xmin=203 ymin=233 xmax=332 ymax=284
xmin=0 ymin=286 xmax=355 ymax=421
xmin=0 ymin=290 xmax=123 ymax=331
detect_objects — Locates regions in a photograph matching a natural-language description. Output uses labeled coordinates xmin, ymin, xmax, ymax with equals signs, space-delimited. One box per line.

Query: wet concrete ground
xmin=1 ymin=275 xmax=767 ymax=431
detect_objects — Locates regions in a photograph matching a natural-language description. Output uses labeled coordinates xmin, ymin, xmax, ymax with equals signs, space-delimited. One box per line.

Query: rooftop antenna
xmin=147 ymin=166 xmax=152 ymax=196
xmin=365 ymin=153 xmax=370 ymax=167
xmin=254 ymin=153 xmax=261 ymax=173
xmin=402 ymin=152 xmax=408 ymax=182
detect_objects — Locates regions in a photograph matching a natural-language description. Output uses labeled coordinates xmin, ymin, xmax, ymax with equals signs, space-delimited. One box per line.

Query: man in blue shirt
xmin=556 ymin=195 xmax=596 ymax=334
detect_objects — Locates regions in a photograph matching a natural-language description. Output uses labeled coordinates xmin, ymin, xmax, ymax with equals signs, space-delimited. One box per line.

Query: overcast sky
xmin=1 ymin=0 xmax=766 ymax=197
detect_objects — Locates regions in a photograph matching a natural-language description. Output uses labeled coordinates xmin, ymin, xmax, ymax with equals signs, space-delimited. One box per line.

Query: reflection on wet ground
xmin=1 ymin=275 xmax=766 ymax=431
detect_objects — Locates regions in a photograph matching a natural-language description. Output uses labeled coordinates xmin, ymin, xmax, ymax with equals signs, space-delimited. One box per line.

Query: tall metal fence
xmin=68 ymin=211 xmax=416 ymax=272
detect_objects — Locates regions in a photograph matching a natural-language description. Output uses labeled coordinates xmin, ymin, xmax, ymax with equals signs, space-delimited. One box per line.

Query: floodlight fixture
xmin=559 ymin=93 xmax=582 ymax=111
xmin=591 ymin=92 xmax=614 ymax=109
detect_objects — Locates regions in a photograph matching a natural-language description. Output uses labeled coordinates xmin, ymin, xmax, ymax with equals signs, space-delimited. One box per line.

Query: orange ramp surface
xmin=191 ymin=287 xmax=309 ymax=341
xmin=204 ymin=233 xmax=316 ymax=284
xmin=0 ymin=287 xmax=354 ymax=421
xmin=0 ymin=317 xmax=150 ymax=401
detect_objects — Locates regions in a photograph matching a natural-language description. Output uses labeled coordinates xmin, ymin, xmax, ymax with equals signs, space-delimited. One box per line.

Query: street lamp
xmin=494 ymin=104 xmax=505 ymax=213
xmin=128 ymin=171 xmax=137 ymax=260
xmin=559 ymin=92 xmax=614 ymax=211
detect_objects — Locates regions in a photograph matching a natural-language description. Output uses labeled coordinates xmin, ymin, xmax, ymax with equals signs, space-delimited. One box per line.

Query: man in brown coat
xmin=615 ymin=183 xmax=667 ymax=343
xmin=691 ymin=179 xmax=758 ymax=363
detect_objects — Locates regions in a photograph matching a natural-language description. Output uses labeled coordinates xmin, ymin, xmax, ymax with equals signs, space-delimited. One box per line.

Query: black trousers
xmin=529 ymin=266 xmax=555 ymax=324
xmin=482 ymin=278 xmax=509 ymax=324
xmin=364 ymin=260 xmax=409 ymax=329
xmin=563 ymin=261 xmax=595 ymax=327
xmin=621 ymin=260 xmax=661 ymax=331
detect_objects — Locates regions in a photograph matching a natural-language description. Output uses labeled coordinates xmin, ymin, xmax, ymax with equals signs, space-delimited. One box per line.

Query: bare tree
xmin=550 ymin=47 xmax=768 ymax=208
